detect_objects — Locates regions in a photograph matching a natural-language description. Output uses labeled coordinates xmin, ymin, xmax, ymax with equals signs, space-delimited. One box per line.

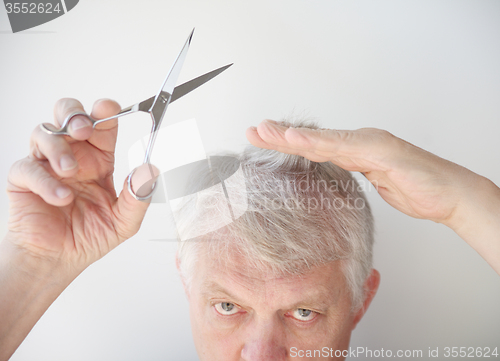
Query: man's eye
xmin=291 ymin=308 xmax=317 ymax=322
xmin=214 ymin=302 xmax=239 ymax=315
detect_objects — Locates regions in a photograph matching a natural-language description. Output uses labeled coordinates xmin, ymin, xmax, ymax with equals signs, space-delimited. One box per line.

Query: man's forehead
xmin=196 ymin=251 xmax=348 ymax=310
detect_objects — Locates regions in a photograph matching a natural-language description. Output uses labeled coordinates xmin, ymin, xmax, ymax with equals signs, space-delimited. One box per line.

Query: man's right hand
xmin=6 ymin=98 xmax=158 ymax=272
xmin=0 ymin=98 xmax=159 ymax=360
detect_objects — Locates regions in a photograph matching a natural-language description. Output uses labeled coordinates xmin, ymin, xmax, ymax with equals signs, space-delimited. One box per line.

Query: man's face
xmin=184 ymin=249 xmax=370 ymax=361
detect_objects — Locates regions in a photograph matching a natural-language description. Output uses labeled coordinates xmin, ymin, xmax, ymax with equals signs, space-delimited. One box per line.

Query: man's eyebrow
xmin=201 ymin=280 xmax=340 ymax=312
xmin=201 ymin=280 xmax=246 ymax=305
xmin=288 ymin=294 xmax=336 ymax=313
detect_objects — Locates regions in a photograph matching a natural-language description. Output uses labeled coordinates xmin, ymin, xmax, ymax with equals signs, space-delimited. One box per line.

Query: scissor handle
xmin=41 ymin=112 xmax=93 ymax=136
xmin=41 ymin=111 xmax=129 ymax=135
xmin=39 ymin=98 xmax=152 ymax=136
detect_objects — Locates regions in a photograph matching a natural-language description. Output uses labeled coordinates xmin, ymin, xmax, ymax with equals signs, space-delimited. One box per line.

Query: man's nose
xmin=240 ymin=317 xmax=287 ymax=361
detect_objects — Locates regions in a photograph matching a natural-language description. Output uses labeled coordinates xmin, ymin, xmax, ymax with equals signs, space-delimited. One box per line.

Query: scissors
xmin=41 ymin=29 xmax=232 ymax=200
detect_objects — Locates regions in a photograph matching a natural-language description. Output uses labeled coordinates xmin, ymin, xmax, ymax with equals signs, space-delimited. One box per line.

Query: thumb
xmin=112 ymin=163 xmax=160 ymax=241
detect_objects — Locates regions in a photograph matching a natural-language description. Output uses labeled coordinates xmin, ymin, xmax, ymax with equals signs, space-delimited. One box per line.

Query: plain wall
xmin=1 ymin=1 xmax=499 ymax=360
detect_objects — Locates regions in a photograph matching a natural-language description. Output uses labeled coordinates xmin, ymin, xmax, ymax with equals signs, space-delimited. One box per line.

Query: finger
xmin=246 ymin=122 xmax=332 ymax=162
xmin=245 ymin=126 xmax=276 ymax=150
xmin=112 ymin=164 xmax=160 ymax=240
xmin=251 ymin=121 xmax=398 ymax=169
xmin=254 ymin=120 xmax=328 ymax=157
xmin=8 ymin=158 xmax=74 ymax=206
xmin=285 ymin=126 xmax=396 ymax=161
xmin=91 ymin=98 xmax=120 ymax=130
xmin=254 ymin=120 xmax=339 ymax=153
xmin=53 ymin=98 xmax=94 ymax=141
xmin=86 ymin=99 xmax=121 ymax=153
xmin=287 ymin=127 xmax=406 ymax=171
xmin=30 ymin=125 xmax=79 ymax=177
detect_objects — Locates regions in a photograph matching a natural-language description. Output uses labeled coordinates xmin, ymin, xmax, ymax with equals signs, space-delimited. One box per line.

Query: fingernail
xmin=249 ymin=126 xmax=257 ymax=131
xmin=60 ymin=155 xmax=77 ymax=171
xmin=131 ymin=164 xmax=160 ymax=198
xmin=56 ymin=186 xmax=71 ymax=199
xmin=71 ymin=116 xmax=91 ymax=131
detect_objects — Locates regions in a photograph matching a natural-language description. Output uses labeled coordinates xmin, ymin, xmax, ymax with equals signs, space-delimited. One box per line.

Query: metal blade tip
xmin=220 ymin=63 xmax=234 ymax=71
xmin=188 ymin=28 xmax=195 ymax=43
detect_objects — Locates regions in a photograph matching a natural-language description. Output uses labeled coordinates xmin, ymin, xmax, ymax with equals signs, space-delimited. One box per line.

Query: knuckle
xmin=336 ymin=130 xmax=358 ymax=144
xmin=54 ymin=98 xmax=72 ymax=114
xmin=361 ymin=128 xmax=397 ymax=143
xmin=8 ymin=158 xmax=36 ymax=188
xmin=378 ymin=128 xmax=396 ymax=140
xmin=7 ymin=158 xmax=58 ymax=195
xmin=54 ymin=98 xmax=84 ymax=122
xmin=16 ymin=157 xmax=32 ymax=177
xmin=366 ymin=127 xmax=390 ymax=137
xmin=26 ymin=160 xmax=54 ymax=188
xmin=96 ymin=98 xmax=120 ymax=109
xmin=37 ymin=171 xmax=55 ymax=189
xmin=30 ymin=127 xmax=65 ymax=159
xmin=19 ymin=158 xmax=40 ymax=180
xmin=54 ymin=97 xmax=81 ymax=110
xmin=8 ymin=158 xmax=26 ymax=181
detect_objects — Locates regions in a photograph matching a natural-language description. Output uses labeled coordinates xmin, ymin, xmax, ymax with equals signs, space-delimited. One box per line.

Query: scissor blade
xmin=148 ymin=28 xmax=194 ymax=131
xmin=155 ymin=29 xmax=194 ymax=105
xmin=171 ymin=63 xmax=233 ymax=103
xmin=135 ymin=63 xmax=233 ymax=112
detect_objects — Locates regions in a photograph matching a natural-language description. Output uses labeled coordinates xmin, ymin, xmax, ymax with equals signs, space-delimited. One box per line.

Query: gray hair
xmin=175 ymin=121 xmax=374 ymax=310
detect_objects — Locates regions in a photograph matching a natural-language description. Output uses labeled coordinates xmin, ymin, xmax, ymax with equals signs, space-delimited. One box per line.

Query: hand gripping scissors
xmin=41 ymin=29 xmax=232 ymax=200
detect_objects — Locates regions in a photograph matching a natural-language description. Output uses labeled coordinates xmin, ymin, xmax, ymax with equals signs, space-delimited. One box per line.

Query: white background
xmin=1 ymin=1 xmax=499 ymax=360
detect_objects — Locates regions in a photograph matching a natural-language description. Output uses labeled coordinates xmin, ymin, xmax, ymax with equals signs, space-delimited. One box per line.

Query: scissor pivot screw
xmin=161 ymin=95 xmax=168 ymax=103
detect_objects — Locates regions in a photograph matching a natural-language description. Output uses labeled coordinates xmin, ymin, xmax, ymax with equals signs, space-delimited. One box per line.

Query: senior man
xmin=174 ymin=137 xmax=378 ymax=360
xmin=1 ymin=99 xmax=499 ymax=361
